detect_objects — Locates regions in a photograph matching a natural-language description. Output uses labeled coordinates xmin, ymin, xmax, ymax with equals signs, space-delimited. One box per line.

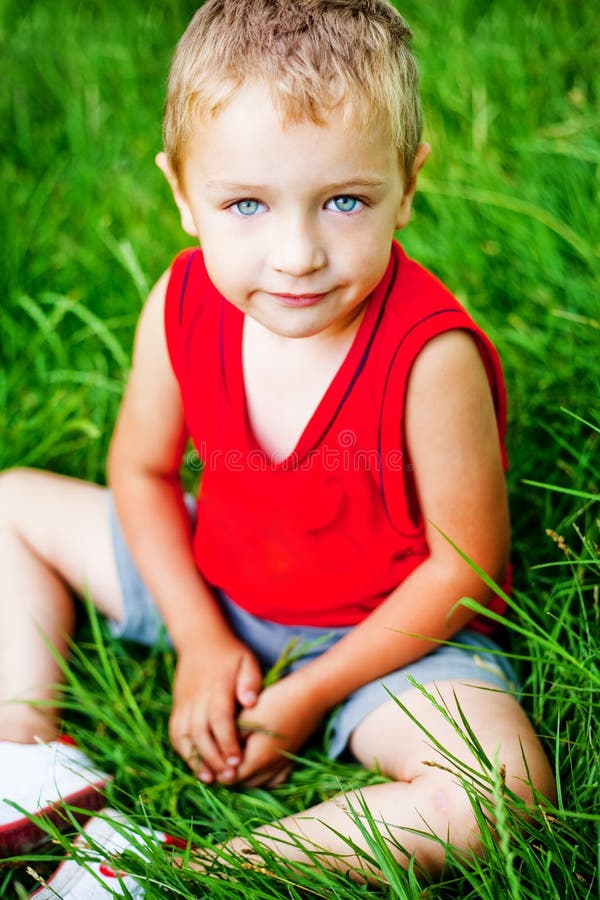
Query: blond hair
xmin=164 ymin=0 xmax=422 ymax=186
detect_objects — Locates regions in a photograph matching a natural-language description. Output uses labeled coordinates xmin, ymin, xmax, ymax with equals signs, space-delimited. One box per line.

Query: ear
xmin=155 ymin=152 xmax=198 ymax=237
xmin=395 ymin=142 xmax=430 ymax=231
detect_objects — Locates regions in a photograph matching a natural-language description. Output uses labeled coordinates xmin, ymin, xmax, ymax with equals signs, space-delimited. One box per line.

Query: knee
xmin=414 ymin=776 xmax=482 ymax=874
xmin=416 ymin=752 xmax=556 ymax=875
xmin=0 ymin=467 xmax=31 ymax=527
xmin=0 ymin=468 xmax=52 ymax=543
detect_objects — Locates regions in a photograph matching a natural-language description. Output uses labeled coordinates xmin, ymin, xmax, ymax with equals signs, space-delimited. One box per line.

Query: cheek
xmin=200 ymin=242 xmax=255 ymax=304
xmin=349 ymin=234 xmax=394 ymax=285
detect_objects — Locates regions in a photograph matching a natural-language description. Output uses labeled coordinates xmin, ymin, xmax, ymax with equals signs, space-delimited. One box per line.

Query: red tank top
xmin=165 ymin=241 xmax=508 ymax=627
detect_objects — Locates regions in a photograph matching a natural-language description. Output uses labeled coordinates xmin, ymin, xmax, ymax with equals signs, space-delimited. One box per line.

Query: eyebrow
xmin=205 ymin=177 xmax=387 ymax=194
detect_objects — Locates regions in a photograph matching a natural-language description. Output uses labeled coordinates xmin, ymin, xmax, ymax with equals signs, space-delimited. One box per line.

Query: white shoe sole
xmin=0 ymin=739 xmax=110 ymax=857
xmin=29 ymin=807 xmax=184 ymax=899
xmin=31 ymin=809 xmax=161 ymax=900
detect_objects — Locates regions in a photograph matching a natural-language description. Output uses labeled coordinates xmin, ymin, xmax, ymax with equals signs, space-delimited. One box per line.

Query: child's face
xmin=160 ymin=83 xmax=427 ymax=340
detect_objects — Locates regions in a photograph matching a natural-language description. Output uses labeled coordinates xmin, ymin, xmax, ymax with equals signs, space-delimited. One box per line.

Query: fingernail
xmin=241 ymin=690 xmax=257 ymax=704
xmin=199 ymin=771 xmax=212 ymax=783
xmin=218 ymin=768 xmax=234 ymax=782
xmin=226 ymin=756 xmax=240 ymax=766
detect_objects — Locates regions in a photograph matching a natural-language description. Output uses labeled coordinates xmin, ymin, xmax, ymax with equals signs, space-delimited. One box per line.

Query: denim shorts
xmin=108 ymin=497 xmax=519 ymax=759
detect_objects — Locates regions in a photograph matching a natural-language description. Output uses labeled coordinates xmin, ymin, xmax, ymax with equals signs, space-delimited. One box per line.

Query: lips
xmin=267 ymin=292 xmax=328 ymax=308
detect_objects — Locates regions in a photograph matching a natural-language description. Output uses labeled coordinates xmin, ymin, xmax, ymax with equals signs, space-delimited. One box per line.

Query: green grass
xmin=1 ymin=0 xmax=599 ymax=896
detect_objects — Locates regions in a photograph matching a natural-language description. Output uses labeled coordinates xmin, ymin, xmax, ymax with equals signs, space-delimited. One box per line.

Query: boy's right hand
xmin=169 ymin=636 xmax=262 ymax=784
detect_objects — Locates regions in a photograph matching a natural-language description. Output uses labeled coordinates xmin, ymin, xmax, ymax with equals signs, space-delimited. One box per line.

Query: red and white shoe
xmin=0 ymin=737 xmax=110 ymax=857
xmin=30 ymin=807 xmax=188 ymax=899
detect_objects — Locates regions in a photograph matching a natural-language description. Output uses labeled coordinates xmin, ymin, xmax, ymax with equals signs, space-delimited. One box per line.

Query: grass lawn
xmin=1 ymin=0 xmax=598 ymax=897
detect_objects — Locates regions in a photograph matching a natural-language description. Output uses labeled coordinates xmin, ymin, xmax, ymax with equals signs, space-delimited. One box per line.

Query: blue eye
xmin=233 ymin=199 xmax=261 ymax=216
xmin=327 ymin=196 xmax=362 ymax=213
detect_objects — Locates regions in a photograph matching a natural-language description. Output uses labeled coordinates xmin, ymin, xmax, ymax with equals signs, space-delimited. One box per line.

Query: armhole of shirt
xmin=164 ymin=248 xmax=199 ymax=383
xmin=378 ymin=314 xmax=507 ymax=537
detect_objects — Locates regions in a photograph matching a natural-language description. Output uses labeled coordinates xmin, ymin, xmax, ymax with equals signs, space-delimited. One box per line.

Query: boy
xmin=0 ymin=0 xmax=555 ymax=891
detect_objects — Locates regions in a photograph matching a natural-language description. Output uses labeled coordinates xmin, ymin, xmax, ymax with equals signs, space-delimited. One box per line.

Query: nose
xmin=269 ymin=215 xmax=326 ymax=277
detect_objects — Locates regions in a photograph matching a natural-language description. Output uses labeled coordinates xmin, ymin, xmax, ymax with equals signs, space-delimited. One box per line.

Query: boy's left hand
xmin=234 ymin=672 xmax=326 ymax=786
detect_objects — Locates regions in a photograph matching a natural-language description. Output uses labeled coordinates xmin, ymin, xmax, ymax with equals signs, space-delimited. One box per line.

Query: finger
xmin=173 ymin=733 xmax=215 ymax=783
xmin=170 ymin=710 xmax=226 ymax=779
xmin=169 ymin=711 xmax=195 ymax=765
xmin=240 ymin=764 xmax=292 ymax=788
xmin=240 ymin=760 xmax=292 ymax=788
xmin=191 ymin=724 xmax=233 ymax=778
xmin=268 ymin=764 xmax=293 ymax=787
xmin=181 ymin=687 xmax=242 ymax=774
xmin=235 ymin=653 xmax=262 ymax=708
xmin=206 ymin=695 xmax=244 ymax=769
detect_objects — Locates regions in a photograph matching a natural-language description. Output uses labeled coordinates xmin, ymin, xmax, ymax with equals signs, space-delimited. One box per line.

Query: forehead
xmin=182 ymin=82 xmax=399 ymax=186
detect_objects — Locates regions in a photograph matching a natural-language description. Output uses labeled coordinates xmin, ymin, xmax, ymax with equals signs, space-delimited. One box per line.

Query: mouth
xmin=267 ymin=292 xmax=328 ymax=308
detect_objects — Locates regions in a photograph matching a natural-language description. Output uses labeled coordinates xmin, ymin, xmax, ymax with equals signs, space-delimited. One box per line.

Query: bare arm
xmin=108 ymin=271 xmax=262 ymax=780
xmin=236 ymin=330 xmax=510 ymax=782
xmin=302 ymin=330 xmax=509 ymax=702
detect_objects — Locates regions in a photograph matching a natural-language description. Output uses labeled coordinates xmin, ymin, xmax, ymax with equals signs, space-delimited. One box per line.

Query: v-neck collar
xmin=222 ymin=248 xmax=398 ymax=469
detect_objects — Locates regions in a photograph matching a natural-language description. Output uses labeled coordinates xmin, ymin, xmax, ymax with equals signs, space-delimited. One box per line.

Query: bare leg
xmin=226 ymin=681 xmax=556 ymax=881
xmin=0 ymin=468 xmax=124 ymax=743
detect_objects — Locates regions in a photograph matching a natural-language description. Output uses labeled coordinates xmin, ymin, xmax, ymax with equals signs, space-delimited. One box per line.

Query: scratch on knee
xmin=432 ymin=788 xmax=450 ymax=814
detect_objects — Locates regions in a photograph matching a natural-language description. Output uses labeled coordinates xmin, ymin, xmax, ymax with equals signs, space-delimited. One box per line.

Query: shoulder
xmin=131 ymin=261 xmax=187 ymax=374
xmin=407 ymin=330 xmax=494 ymax=417
xmin=133 ymin=267 xmax=172 ymax=351
xmin=405 ymin=330 xmax=500 ymax=455
xmin=409 ymin=329 xmax=487 ymax=385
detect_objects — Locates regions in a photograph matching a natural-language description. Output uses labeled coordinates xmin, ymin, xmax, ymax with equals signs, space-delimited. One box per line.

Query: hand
xmin=234 ymin=671 xmax=327 ymax=787
xmin=169 ymin=633 xmax=262 ymax=784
